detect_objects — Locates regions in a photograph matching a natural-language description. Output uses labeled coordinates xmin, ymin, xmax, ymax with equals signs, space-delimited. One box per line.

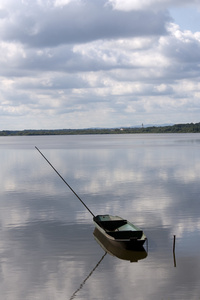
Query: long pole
xmin=173 ymin=235 xmax=176 ymax=267
xmin=35 ymin=146 xmax=95 ymax=217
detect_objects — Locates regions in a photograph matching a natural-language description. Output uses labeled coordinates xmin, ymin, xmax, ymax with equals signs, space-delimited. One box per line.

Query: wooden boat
xmin=35 ymin=147 xmax=147 ymax=249
xmin=93 ymin=214 xmax=147 ymax=249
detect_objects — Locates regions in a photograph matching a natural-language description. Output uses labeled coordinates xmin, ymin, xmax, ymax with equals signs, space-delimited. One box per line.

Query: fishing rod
xmin=35 ymin=146 xmax=95 ymax=217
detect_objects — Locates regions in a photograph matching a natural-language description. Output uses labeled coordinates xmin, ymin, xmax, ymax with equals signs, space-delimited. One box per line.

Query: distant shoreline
xmin=0 ymin=122 xmax=200 ymax=136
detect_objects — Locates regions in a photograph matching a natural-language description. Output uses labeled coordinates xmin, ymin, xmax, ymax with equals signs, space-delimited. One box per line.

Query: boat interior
xmin=97 ymin=219 xmax=127 ymax=231
xmin=94 ymin=215 xmax=144 ymax=240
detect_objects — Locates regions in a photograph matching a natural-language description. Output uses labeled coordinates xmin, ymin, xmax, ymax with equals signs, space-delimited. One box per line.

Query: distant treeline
xmin=1 ymin=122 xmax=200 ymax=136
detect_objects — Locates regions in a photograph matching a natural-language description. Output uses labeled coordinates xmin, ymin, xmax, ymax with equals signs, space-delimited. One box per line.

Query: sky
xmin=0 ymin=0 xmax=200 ymax=130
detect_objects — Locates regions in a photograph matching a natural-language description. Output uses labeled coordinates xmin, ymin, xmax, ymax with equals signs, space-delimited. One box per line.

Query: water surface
xmin=0 ymin=134 xmax=200 ymax=299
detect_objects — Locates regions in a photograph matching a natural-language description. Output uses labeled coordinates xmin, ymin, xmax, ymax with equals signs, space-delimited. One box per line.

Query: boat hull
xmin=93 ymin=228 xmax=147 ymax=262
xmin=93 ymin=215 xmax=147 ymax=249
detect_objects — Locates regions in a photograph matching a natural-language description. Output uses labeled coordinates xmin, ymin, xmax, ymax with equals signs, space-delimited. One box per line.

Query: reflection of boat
xmin=69 ymin=252 xmax=107 ymax=300
xmin=93 ymin=215 xmax=147 ymax=249
xmin=93 ymin=228 xmax=147 ymax=262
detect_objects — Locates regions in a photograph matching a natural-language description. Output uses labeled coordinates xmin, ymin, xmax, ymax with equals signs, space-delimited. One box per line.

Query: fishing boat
xmin=35 ymin=146 xmax=147 ymax=249
xmin=93 ymin=214 xmax=146 ymax=249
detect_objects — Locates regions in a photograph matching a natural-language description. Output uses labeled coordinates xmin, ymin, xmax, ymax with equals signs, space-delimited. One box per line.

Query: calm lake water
xmin=0 ymin=134 xmax=200 ymax=299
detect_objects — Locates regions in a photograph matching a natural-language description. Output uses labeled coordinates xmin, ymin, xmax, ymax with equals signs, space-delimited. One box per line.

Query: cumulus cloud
xmin=108 ymin=0 xmax=200 ymax=11
xmin=0 ymin=0 xmax=200 ymax=129
xmin=0 ymin=0 xmax=169 ymax=47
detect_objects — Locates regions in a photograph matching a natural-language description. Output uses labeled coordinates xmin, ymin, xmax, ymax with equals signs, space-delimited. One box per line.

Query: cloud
xmin=0 ymin=0 xmax=200 ymax=129
xmin=108 ymin=0 xmax=200 ymax=11
xmin=0 ymin=0 xmax=170 ymax=48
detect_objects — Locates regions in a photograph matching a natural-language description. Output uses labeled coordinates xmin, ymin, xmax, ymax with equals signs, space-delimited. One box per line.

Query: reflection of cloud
xmin=1 ymin=136 xmax=200 ymax=237
xmin=0 ymin=221 xmax=97 ymax=299
xmin=2 ymin=218 xmax=198 ymax=300
xmin=1 ymin=135 xmax=200 ymax=299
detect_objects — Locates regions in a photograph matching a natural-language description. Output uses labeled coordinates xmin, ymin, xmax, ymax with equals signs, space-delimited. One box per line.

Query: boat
xmin=93 ymin=214 xmax=147 ymax=249
xmin=35 ymin=147 xmax=147 ymax=249
xmin=93 ymin=227 xmax=147 ymax=262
